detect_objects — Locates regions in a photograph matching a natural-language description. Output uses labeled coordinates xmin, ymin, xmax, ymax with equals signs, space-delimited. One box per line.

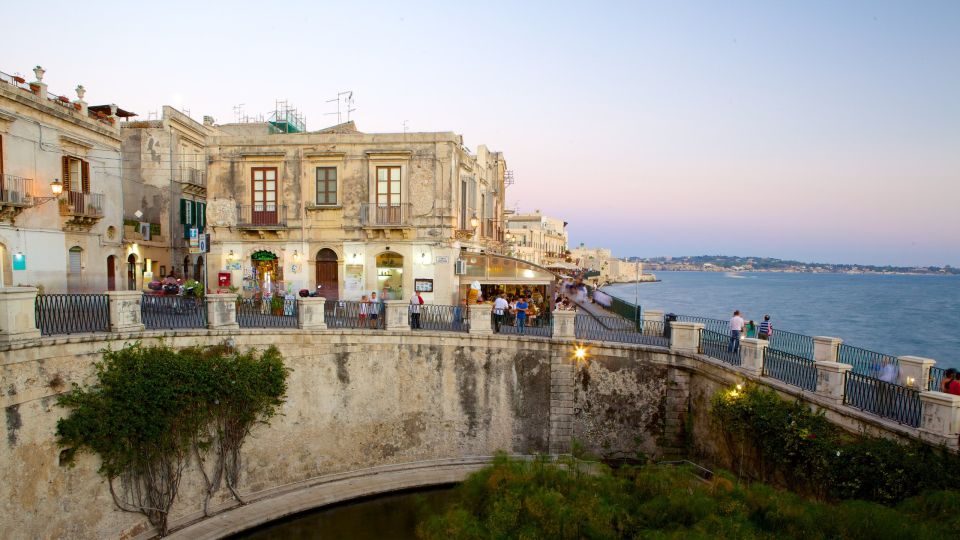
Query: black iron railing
xmin=141 ymin=295 xmax=206 ymax=330
xmin=324 ymin=300 xmax=385 ymax=329
xmin=493 ymin=311 xmax=552 ymax=337
xmin=574 ymin=314 xmax=668 ymax=347
xmin=767 ymin=329 xmax=814 ymax=360
xmin=676 ymin=314 xmax=726 ymax=335
xmin=838 ymin=343 xmax=899 ymax=379
xmin=236 ymin=204 xmax=291 ymax=228
xmin=844 ymin=371 xmax=922 ymax=427
xmin=410 ymin=304 xmax=469 ymax=333
xmin=35 ymin=294 xmax=110 ymax=335
xmin=929 ymin=366 xmax=945 ymax=392
xmin=359 ymin=203 xmax=413 ymax=227
xmin=698 ymin=328 xmax=742 ymax=366
xmin=237 ymin=298 xmax=298 ymax=328
xmin=763 ymin=348 xmax=817 ymax=391
xmin=1 ymin=174 xmax=34 ymax=206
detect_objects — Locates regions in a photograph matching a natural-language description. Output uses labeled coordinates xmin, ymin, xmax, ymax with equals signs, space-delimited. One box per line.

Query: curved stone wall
xmin=0 ymin=328 xmax=930 ymax=539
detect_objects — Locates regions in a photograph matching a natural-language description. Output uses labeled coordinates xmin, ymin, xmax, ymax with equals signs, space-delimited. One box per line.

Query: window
xmin=69 ymin=246 xmax=82 ymax=274
xmin=61 ymin=156 xmax=89 ymax=193
xmin=316 ymin=167 xmax=337 ymax=205
xmin=376 ymin=166 xmax=400 ymax=206
xmin=251 ymin=167 xmax=278 ymax=225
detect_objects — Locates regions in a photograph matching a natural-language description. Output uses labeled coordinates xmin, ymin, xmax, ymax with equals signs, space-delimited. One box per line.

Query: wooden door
xmin=251 ymin=167 xmax=278 ymax=225
xmin=106 ymin=255 xmax=116 ymax=291
xmin=315 ymin=249 xmax=339 ymax=300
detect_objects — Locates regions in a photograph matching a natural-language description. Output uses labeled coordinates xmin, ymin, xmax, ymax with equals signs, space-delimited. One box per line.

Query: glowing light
xmin=573 ymin=346 xmax=587 ymax=361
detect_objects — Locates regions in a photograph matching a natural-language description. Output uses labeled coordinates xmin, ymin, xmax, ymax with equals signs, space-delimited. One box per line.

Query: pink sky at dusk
xmin=4 ymin=0 xmax=957 ymax=266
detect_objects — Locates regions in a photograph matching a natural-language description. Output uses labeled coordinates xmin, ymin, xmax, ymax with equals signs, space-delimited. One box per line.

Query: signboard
xmin=189 ymin=247 xmax=202 ymax=254
xmin=218 ymin=273 xmax=231 ymax=287
xmin=414 ymin=278 xmax=434 ymax=293
xmin=345 ymin=264 xmax=363 ymax=291
xmin=435 ymin=256 xmax=449 ymax=264
xmin=198 ymin=234 xmax=208 ymax=253
xmin=12 ymin=252 xmax=26 ymax=270
xmin=189 ymin=227 xmax=199 ymax=248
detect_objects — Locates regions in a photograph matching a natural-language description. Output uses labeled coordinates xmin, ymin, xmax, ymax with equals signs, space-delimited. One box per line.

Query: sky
xmin=4 ymin=1 xmax=958 ymax=266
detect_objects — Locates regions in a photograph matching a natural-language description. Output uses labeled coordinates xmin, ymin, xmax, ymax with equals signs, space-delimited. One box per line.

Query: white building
xmin=505 ymin=210 xmax=568 ymax=266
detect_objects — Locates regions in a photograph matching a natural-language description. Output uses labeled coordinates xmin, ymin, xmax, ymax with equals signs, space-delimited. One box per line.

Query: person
xmin=359 ymin=295 xmax=369 ymax=325
xmin=941 ymin=369 xmax=958 ymax=394
xmin=368 ymin=291 xmax=381 ymax=329
xmin=728 ymin=310 xmax=745 ymax=353
xmin=514 ymin=296 xmax=529 ymax=335
xmin=409 ymin=291 xmax=424 ymax=329
xmin=492 ymin=293 xmax=509 ymax=333
xmin=453 ymin=299 xmax=467 ymax=331
xmin=878 ymin=359 xmax=898 ymax=384
xmin=745 ymin=320 xmax=757 ymax=338
xmin=758 ymin=315 xmax=774 ymax=341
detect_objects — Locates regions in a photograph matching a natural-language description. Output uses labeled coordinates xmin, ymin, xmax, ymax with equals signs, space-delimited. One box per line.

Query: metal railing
xmin=844 ymin=371 xmax=922 ymax=427
xmin=141 ymin=295 xmax=207 ymax=330
xmin=359 ymin=203 xmax=412 ymax=227
xmin=575 ymin=314 xmax=669 ymax=347
xmin=493 ymin=311 xmax=552 ymax=337
xmin=929 ymin=366 xmax=945 ymax=392
xmin=410 ymin=304 xmax=469 ymax=333
xmin=178 ymin=167 xmax=206 ymax=187
xmin=698 ymin=328 xmax=742 ymax=366
xmin=676 ymin=314 xmax=726 ymax=335
xmin=0 ymin=70 xmax=30 ymax=89
xmin=59 ymin=191 xmax=104 ymax=217
xmin=236 ymin=204 xmax=291 ymax=228
xmin=1 ymin=175 xmax=34 ymax=206
xmin=608 ymin=296 xmax=641 ymax=326
xmin=324 ymin=300 xmax=385 ymax=329
xmin=767 ymin=329 xmax=814 ymax=360
xmin=35 ymin=294 xmax=110 ymax=335
xmin=763 ymin=348 xmax=817 ymax=391
xmin=237 ymin=298 xmax=298 ymax=328
xmin=838 ymin=343 xmax=899 ymax=379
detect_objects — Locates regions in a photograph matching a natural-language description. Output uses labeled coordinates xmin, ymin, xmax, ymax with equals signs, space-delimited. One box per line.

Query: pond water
xmin=229 ymin=486 xmax=455 ymax=540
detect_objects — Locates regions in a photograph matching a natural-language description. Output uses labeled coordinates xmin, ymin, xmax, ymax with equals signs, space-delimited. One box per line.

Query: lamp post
xmin=469 ymin=215 xmax=479 ymax=229
xmin=33 ymin=178 xmax=64 ymax=205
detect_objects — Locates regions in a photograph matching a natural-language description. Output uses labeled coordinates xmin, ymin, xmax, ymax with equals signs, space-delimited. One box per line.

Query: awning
xmin=457 ymin=253 xmax=558 ymax=285
xmin=544 ymin=261 xmax=580 ymax=271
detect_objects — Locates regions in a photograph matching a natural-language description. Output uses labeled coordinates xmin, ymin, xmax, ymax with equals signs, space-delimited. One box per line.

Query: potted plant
xmin=270 ymin=295 xmax=284 ymax=316
xmin=12 ymin=75 xmax=25 ymax=84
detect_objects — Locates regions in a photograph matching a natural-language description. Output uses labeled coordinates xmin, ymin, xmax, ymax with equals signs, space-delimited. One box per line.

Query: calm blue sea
xmin=602 ymin=271 xmax=960 ymax=369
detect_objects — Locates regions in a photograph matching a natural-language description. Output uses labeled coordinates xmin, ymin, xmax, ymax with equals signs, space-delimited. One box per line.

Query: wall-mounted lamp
xmin=469 ymin=215 xmax=479 ymax=229
xmin=33 ymin=178 xmax=63 ymax=205
xmin=293 ymin=250 xmax=301 ymax=262
xmin=227 ymin=250 xmax=236 ymax=261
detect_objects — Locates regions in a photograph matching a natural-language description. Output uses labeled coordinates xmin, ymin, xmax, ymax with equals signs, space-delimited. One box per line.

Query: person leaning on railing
xmin=758 ymin=315 xmax=774 ymax=340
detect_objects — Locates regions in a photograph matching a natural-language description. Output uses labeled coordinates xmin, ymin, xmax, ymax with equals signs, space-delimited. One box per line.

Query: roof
xmin=88 ymin=104 xmax=137 ymax=118
xmin=313 ymin=120 xmax=360 ymax=134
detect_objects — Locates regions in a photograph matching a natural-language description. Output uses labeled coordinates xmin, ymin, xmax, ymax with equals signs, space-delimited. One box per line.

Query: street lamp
xmin=469 ymin=215 xmax=479 ymax=229
xmin=33 ymin=178 xmax=64 ymax=205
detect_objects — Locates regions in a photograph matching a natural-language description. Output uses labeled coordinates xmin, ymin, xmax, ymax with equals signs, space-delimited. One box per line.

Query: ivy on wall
xmin=710 ymin=384 xmax=960 ymax=504
xmin=56 ymin=344 xmax=289 ymax=536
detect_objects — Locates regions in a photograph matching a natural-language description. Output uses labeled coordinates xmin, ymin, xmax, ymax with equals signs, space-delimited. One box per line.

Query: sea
xmin=602 ymin=271 xmax=960 ymax=370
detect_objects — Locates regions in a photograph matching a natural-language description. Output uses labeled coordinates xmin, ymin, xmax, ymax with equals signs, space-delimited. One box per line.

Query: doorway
xmin=127 ymin=254 xmax=137 ymax=290
xmin=107 ymin=255 xmax=116 ymax=291
xmin=315 ymin=248 xmax=339 ymax=300
xmin=376 ymin=251 xmax=404 ymax=300
xmin=68 ymin=246 xmax=82 ymax=293
xmin=251 ymin=250 xmax=282 ymax=296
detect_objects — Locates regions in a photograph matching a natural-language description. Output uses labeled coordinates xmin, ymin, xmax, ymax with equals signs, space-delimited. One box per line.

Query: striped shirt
xmin=758 ymin=321 xmax=773 ymax=335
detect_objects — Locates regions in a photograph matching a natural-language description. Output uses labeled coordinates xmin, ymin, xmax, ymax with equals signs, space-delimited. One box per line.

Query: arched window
xmin=127 ymin=254 xmax=138 ymax=290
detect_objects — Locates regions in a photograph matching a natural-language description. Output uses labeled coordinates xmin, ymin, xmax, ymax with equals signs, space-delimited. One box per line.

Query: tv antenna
xmin=233 ymin=103 xmax=246 ymax=123
xmin=325 ymin=91 xmax=356 ymax=124
xmin=402 ymin=120 xmax=409 ymax=133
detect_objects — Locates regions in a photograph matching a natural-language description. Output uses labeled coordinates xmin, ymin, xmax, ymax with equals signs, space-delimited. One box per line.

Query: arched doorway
xmin=376 ymin=252 xmax=404 ymax=300
xmin=251 ymin=251 xmax=281 ymax=297
xmin=193 ymin=256 xmax=203 ymax=282
xmin=106 ymin=255 xmax=116 ymax=291
xmin=182 ymin=256 xmax=190 ymax=280
xmin=315 ymin=248 xmax=339 ymax=300
xmin=0 ymin=242 xmax=11 ymax=287
xmin=127 ymin=254 xmax=138 ymax=290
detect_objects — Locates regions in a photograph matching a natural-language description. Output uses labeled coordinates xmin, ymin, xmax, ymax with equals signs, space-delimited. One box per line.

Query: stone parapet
xmin=670 ymin=321 xmax=704 ymax=354
xmin=384 ymin=300 xmax=411 ymax=331
xmin=297 ymin=297 xmax=327 ymax=330
xmin=918 ymin=391 xmax=960 ymax=449
xmin=642 ymin=309 xmax=663 ymax=335
xmin=0 ymin=287 xmax=42 ymax=345
xmin=739 ymin=337 xmax=768 ymax=377
xmin=897 ymin=355 xmax=936 ymax=390
xmin=813 ymin=336 xmax=843 ymax=363
xmin=205 ymin=293 xmax=239 ymax=330
xmin=551 ymin=310 xmax=575 ymax=339
xmin=106 ymin=291 xmax=144 ymax=333
xmin=468 ymin=303 xmax=493 ymax=335
xmin=814 ymin=361 xmax=853 ymax=404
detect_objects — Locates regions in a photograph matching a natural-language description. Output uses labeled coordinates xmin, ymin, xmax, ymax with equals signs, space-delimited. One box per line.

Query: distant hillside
xmin=629 ymin=255 xmax=958 ymax=275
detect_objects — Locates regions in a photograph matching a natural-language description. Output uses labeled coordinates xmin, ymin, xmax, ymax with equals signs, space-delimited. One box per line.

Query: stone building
xmin=205 ymin=120 xmax=508 ymax=304
xmin=0 ymin=65 xmax=129 ymax=292
xmin=505 ymin=210 xmax=568 ymax=266
xmin=120 ymin=106 xmax=210 ymax=289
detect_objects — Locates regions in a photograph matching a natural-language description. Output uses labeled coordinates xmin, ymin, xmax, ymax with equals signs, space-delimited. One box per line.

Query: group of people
xmin=727 ymin=311 xmax=775 ymax=353
xmin=491 ymin=292 xmax=539 ymax=334
xmin=940 ymin=369 xmax=960 ymax=395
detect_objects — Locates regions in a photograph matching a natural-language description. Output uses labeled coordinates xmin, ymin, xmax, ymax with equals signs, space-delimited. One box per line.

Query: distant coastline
xmin=629 ymin=255 xmax=958 ymax=276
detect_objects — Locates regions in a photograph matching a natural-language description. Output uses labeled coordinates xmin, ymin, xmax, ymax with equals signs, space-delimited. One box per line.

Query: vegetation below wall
xmin=56 ymin=344 xmax=289 ymax=536
xmin=417 ymin=454 xmax=960 ymax=540
xmin=710 ymin=384 xmax=960 ymax=505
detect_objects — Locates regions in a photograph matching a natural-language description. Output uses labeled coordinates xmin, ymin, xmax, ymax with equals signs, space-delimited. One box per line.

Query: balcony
xmin=178 ymin=167 xmax=206 ymax=194
xmin=0 ymin=174 xmax=34 ymax=222
xmin=359 ymin=203 xmax=412 ymax=227
xmin=59 ymin=191 xmax=104 ymax=230
xmin=236 ymin=204 xmax=291 ymax=229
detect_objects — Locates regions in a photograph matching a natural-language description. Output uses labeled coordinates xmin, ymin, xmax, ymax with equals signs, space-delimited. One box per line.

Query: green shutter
xmin=197 ymin=202 xmax=206 ymax=230
xmin=179 ymin=199 xmax=187 ymax=224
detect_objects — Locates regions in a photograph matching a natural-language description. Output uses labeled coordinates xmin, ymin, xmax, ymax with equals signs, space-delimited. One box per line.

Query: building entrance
xmin=251 ymin=251 xmax=282 ymax=297
xmin=315 ymin=248 xmax=339 ymax=300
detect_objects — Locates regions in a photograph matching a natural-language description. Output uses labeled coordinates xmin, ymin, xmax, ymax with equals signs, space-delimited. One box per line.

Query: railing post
xmin=205 ymin=293 xmax=239 ymax=330
xmin=106 ymin=291 xmax=144 ymax=333
xmin=813 ymin=336 xmax=843 ymax=362
xmin=383 ymin=300 xmax=411 ymax=331
xmin=918 ymin=392 xmax=960 ymax=450
xmin=551 ymin=309 xmax=575 ymax=339
xmin=897 ymin=356 xmax=936 ymax=390
xmin=814 ymin=361 xmax=853 ymax=404
xmin=669 ymin=321 xmax=704 ymax=354
xmin=740 ymin=337 xmax=768 ymax=377
xmin=0 ymin=287 xmax=41 ymax=345
xmin=641 ymin=309 xmax=663 ymax=335
xmin=467 ymin=304 xmax=493 ymax=335
xmin=297 ymin=297 xmax=327 ymax=330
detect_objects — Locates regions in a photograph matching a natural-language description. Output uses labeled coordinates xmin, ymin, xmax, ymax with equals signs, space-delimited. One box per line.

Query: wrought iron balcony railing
xmin=59 ymin=191 xmax=104 ymax=217
xmin=236 ymin=204 xmax=291 ymax=228
xmin=178 ymin=167 xmax=206 ymax=187
xmin=1 ymin=175 xmax=34 ymax=206
xmin=359 ymin=203 xmax=412 ymax=227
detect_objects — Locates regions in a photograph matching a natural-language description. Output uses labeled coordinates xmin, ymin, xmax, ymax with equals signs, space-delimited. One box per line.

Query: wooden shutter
xmin=197 ymin=202 xmax=206 ymax=230
xmin=179 ymin=199 xmax=187 ymax=224
xmin=81 ymin=160 xmax=90 ymax=193
xmin=62 ymin=156 xmax=71 ymax=192
xmin=68 ymin=248 xmax=82 ymax=274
